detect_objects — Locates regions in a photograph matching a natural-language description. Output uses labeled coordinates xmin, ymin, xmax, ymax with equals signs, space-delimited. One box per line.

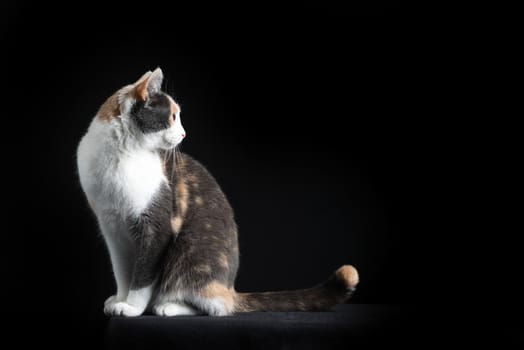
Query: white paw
xmin=104 ymin=295 xmax=120 ymax=315
xmin=104 ymin=295 xmax=117 ymax=308
xmin=105 ymin=301 xmax=143 ymax=317
xmin=153 ymin=302 xmax=198 ymax=316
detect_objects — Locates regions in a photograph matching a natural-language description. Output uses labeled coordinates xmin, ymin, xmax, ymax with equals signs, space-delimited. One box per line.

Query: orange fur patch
xmin=168 ymin=96 xmax=179 ymax=114
xmin=134 ymin=74 xmax=152 ymax=101
xmin=170 ymin=216 xmax=183 ymax=233
xmin=97 ymin=92 xmax=120 ymax=122
xmin=98 ymin=71 xmax=153 ymax=121
xmin=176 ymin=180 xmax=189 ymax=215
xmin=167 ymin=96 xmax=179 ymax=125
xmin=200 ymin=281 xmax=236 ymax=312
xmin=170 ymin=178 xmax=189 ymax=234
xmin=335 ymin=265 xmax=359 ymax=288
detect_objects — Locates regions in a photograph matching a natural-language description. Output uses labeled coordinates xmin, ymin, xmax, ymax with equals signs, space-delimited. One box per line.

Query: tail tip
xmin=335 ymin=265 xmax=359 ymax=289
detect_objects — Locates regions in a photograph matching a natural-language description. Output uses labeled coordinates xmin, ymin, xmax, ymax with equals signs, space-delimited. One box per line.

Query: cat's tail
xmin=234 ymin=265 xmax=359 ymax=313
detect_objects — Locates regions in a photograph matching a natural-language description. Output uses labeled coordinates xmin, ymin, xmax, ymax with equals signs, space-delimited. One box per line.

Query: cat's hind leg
xmin=189 ymin=282 xmax=236 ymax=316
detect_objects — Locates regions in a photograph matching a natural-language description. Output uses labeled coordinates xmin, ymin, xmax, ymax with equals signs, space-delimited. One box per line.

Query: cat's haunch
xmin=77 ymin=68 xmax=359 ymax=317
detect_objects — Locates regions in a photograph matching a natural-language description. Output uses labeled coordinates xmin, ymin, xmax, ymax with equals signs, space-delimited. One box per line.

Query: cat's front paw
xmin=103 ymin=295 xmax=123 ymax=315
xmin=104 ymin=295 xmax=117 ymax=308
xmin=104 ymin=301 xmax=143 ymax=317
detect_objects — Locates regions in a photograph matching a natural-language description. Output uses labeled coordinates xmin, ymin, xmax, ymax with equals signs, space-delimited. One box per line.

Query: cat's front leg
xmin=99 ymin=218 xmax=135 ymax=314
xmin=108 ymin=286 xmax=154 ymax=317
xmin=105 ymin=213 xmax=172 ymax=317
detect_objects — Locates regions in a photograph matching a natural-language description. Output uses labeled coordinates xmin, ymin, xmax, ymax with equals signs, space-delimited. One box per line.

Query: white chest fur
xmin=77 ymin=119 xmax=165 ymax=219
xmin=111 ymin=150 xmax=165 ymax=217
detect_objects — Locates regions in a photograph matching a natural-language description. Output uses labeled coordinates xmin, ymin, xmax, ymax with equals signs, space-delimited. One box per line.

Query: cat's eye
xmin=172 ymin=113 xmax=176 ymax=120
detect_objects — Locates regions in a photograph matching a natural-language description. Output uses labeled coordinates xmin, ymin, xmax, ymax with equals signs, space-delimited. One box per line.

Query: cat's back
xmin=76 ymin=118 xmax=109 ymax=205
xmin=177 ymin=153 xmax=224 ymax=192
xmin=174 ymin=152 xmax=235 ymax=221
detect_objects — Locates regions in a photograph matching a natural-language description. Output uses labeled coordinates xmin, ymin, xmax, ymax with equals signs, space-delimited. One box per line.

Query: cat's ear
xmin=134 ymin=71 xmax=153 ymax=85
xmin=135 ymin=68 xmax=164 ymax=101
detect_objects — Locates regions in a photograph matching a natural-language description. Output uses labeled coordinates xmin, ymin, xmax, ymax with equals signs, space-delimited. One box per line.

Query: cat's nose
xmin=182 ymin=133 xmax=186 ymax=138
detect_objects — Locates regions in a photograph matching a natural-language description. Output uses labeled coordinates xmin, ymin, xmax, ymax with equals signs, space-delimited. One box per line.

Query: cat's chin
xmin=158 ymin=143 xmax=179 ymax=151
xmin=158 ymin=137 xmax=184 ymax=150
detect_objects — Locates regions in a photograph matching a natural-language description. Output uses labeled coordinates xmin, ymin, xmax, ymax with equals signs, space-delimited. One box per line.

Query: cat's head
xmin=97 ymin=68 xmax=185 ymax=150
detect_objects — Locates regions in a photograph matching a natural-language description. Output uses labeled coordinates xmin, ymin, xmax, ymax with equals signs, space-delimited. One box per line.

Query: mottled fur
xmin=77 ymin=68 xmax=359 ymax=317
xmin=159 ymin=152 xmax=239 ymax=293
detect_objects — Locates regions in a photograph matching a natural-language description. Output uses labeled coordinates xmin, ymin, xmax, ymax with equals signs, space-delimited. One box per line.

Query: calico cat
xmin=76 ymin=68 xmax=359 ymax=317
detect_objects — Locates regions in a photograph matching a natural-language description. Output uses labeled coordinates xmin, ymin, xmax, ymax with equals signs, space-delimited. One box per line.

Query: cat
xmin=76 ymin=68 xmax=359 ymax=317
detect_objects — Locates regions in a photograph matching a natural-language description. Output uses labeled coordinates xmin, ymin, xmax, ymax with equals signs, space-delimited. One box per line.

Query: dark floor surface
xmin=105 ymin=304 xmax=413 ymax=349
xmin=6 ymin=304 xmax=520 ymax=349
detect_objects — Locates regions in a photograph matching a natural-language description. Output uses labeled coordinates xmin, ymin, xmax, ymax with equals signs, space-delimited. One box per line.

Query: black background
xmin=1 ymin=1 xmax=471 ymax=348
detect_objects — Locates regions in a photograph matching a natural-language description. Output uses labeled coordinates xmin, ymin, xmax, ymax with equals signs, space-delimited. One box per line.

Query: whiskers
xmin=173 ymin=144 xmax=183 ymax=174
xmin=162 ymin=144 xmax=183 ymax=185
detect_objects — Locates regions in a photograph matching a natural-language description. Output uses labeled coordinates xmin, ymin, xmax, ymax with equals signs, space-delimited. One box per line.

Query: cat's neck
xmin=80 ymin=117 xmax=168 ymax=217
xmin=88 ymin=116 xmax=156 ymax=157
